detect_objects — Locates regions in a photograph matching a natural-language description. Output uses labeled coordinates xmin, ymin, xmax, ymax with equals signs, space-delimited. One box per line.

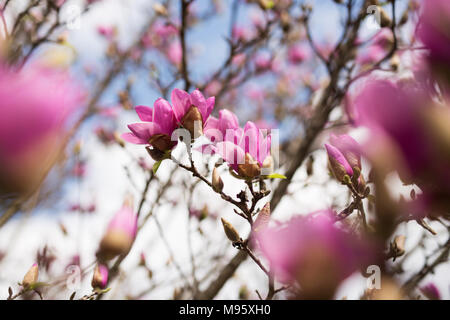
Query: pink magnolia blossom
xmin=92 ymin=264 xmax=108 ymax=289
xmin=353 ymin=78 xmax=450 ymax=219
xmin=420 ymin=283 xmax=441 ymax=300
xmin=417 ymin=0 xmax=450 ymax=69
xmin=416 ymin=0 xmax=450 ymax=90
xmin=287 ymin=44 xmax=309 ymax=65
xmin=106 ymin=204 xmax=137 ymax=239
xmin=256 ymin=211 xmax=371 ymax=299
xmin=232 ymin=53 xmax=246 ymax=67
xmin=170 ymin=88 xmax=215 ymax=138
xmin=98 ymin=200 xmax=138 ymax=261
xmin=232 ymin=26 xmax=253 ymax=42
xmin=204 ymin=80 xmax=221 ymax=97
xmin=329 ymin=134 xmax=361 ymax=170
xmin=325 ymin=143 xmax=353 ymax=182
xmin=122 ymin=98 xmax=177 ymax=153
xmin=154 ymin=21 xmax=178 ymax=39
xmin=167 ymin=41 xmax=182 ymax=65
xmin=97 ymin=25 xmax=115 ymax=39
xmin=0 ymin=64 xmax=85 ymax=195
xmin=215 ymin=121 xmax=271 ymax=178
xmin=201 ymin=109 xmax=241 ymax=156
xmin=204 ymin=109 xmax=240 ymax=142
xmin=353 ymin=79 xmax=431 ymax=178
xmin=254 ymin=53 xmax=273 ymax=72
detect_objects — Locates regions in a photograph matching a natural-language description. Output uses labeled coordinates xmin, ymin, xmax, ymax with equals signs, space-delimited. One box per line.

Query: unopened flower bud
xmin=399 ymin=9 xmax=409 ymax=26
xmin=181 ymin=106 xmax=203 ymax=140
xmin=237 ymin=153 xmax=261 ymax=179
xmin=379 ymin=8 xmax=392 ymax=28
xmin=389 ymin=235 xmax=406 ymax=261
xmin=420 ymin=283 xmax=441 ymax=300
xmin=221 ymin=218 xmax=241 ymax=243
xmin=252 ymin=203 xmax=271 ymax=233
xmin=114 ymin=131 xmax=125 ymax=148
xmin=390 ymin=54 xmax=400 ymax=71
xmin=146 ymin=146 xmax=166 ymax=161
xmin=262 ymin=155 xmax=274 ymax=175
xmin=212 ymin=167 xmax=224 ymax=193
xmin=148 ymin=134 xmax=175 ymax=153
xmin=97 ymin=196 xmax=138 ymax=261
xmin=91 ymin=264 xmax=108 ymax=289
xmin=325 ymin=144 xmax=353 ymax=183
xmin=22 ymin=263 xmax=39 ymax=288
xmin=152 ymin=3 xmax=168 ymax=16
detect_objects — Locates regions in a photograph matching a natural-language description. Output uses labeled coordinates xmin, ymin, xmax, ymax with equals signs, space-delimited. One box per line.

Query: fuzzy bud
xmin=237 ymin=153 xmax=261 ymax=179
xmin=152 ymin=3 xmax=168 ymax=16
xmin=97 ymin=196 xmax=137 ymax=261
xmin=22 ymin=263 xmax=39 ymax=288
xmin=181 ymin=106 xmax=203 ymax=140
xmin=325 ymin=144 xmax=353 ymax=182
xmin=221 ymin=218 xmax=241 ymax=243
xmin=91 ymin=264 xmax=108 ymax=289
xmin=212 ymin=167 xmax=224 ymax=193
xmin=389 ymin=235 xmax=406 ymax=261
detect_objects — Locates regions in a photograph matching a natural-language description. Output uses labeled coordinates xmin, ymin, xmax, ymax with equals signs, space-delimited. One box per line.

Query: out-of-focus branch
xmin=180 ymin=0 xmax=192 ymax=91
xmin=402 ymin=237 xmax=450 ymax=294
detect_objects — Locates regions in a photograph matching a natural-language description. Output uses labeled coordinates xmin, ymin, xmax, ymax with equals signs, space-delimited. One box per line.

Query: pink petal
xmin=171 ymin=88 xmax=191 ymax=122
xmin=219 ymin=109 xmax=239 ymax=132
xmin=325 ymin=144 xmax=353 ymax=176
xmin=121 ymin=132 xmax=148 ymax=145
xmin=153 ymin=98 xmax=176 ymax=135
xmin=127 ymin=122 xmax=161 ymax=141
xmin=216 ymin=141 xmax=245 ymax=171
xmin=189 ymin=89 xmax=208 ymax=121
xmin=135 ymin=105 xmax=153 ymax=122
xmin=240 ymin=121 xmax=259 ymax=161
xmin=205 ymin=96 xmax=215 ymax=120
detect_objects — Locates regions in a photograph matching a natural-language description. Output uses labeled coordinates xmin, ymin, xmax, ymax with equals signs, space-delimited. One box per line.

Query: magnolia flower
xmin=91 ymin=264 xmax=109 ymax=289
xmin=97 ymin=26 xmax=115 ymax=39
xmin=417 ymin=0 xmax=450 ymax=70
xmin=353 ymin=79 xmax=431 ymax=180
xmin=171 ymin=88 xmax=215 ymax=139
xmin=256 ymin=211 xmax=370 ymax=299
xmin=353 ymin=78 xmax=450 ymax=219
xmin=97 ymin=198 xmax=138 ymax=261
xmin=287 ymin=45 xmax=309 ymax=65
xmin=153 ymin=21 xmax=178 ymax=39
xmin=0 ymin=64 xmax=85 ymax=195
xmin=329 ymin=134 xmax=361 ymax=170
xmin=325 ymin=144 xmax=353 ymax=182
xmin=325 ymin=134 xmax=361 ymax=183
xmin=204 ymin=109 xmax=241 ymax=144
xmin=122 ymin=98 xmax=177 ymax=154
xmin=167 ymin=41 xmax=182 ymax=65
xmin=216 ymin=121 xmax=271 ymax=179
xmin=420 ymin=283 xmax=441 ymax=300
xmin=254 ymin=53 xmax=273 ymax=72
